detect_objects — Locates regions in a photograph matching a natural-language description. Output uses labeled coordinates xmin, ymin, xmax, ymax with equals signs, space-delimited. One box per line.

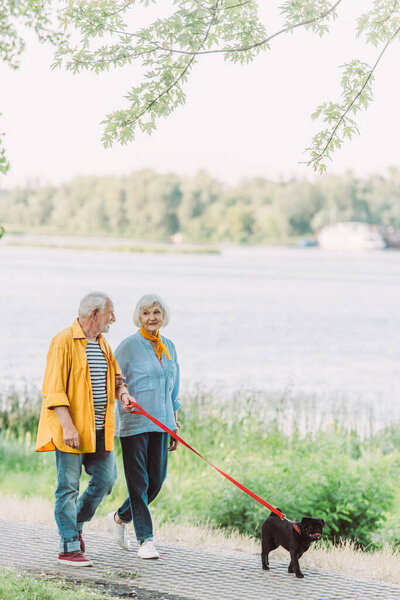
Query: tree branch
xmin=120 ymin=0 xmax=221 ymax=130
xmin=374 ymin=0 xmax=398 ymax=25
xmin=306 ymin=23 xmax=400 ymax=166
xmin=192 ymin=0 xmax=252 ymax=11
xmin=103 ymin=0 xmax=343 ymax=57
xmin=103 ymin=0 xmax=136 ymax=17
xmin=72 ymin=46 xmax=155 ymax=67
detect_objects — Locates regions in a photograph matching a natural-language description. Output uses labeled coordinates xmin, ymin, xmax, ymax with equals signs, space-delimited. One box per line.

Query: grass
xmin=2 ymin=388 xmax=400 ymax=543
xmin=2 ymin=387 xmax=400 ymax=583
xmin=104 ymin=569 xmax=139 ymax=580
xmin=0 ymin=568 xmax=122 ymax=600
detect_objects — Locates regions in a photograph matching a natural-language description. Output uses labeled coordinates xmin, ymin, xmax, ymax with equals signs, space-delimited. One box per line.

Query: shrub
xmin=1 ymin=387 xmax=399 ymax=549
xmin=208 ymin=434 xmax=395 ymax=547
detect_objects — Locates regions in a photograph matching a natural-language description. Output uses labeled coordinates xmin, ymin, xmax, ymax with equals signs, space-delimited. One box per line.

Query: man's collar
xmin=72 ymin=318 xmax=87 ymax=339
xmin=72 ymin=318 xmax=105 ymax=344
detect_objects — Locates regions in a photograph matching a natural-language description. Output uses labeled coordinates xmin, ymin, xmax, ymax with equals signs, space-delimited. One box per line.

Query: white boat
xmin=317 ymin=222 xmax=386 ymax=251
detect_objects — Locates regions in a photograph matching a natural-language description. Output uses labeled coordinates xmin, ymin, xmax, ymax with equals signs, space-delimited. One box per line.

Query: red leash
xmin=130 ymin=402 xmax=286 ymax=520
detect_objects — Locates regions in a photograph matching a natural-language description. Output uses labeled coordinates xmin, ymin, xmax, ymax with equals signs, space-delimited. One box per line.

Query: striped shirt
xmin=86 ymin=341 xmax=108 ymax=430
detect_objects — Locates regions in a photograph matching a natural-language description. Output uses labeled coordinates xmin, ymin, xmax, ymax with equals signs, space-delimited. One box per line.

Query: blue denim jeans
xmin=55 ymin=429 xmax=117 ymax=553
xmin=117 ymin=432 xmax=168 ymax=543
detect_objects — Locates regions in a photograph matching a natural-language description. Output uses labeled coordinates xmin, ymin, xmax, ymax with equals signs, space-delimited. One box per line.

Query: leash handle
xmin=129 ymin=401 xmax=285 ymax=520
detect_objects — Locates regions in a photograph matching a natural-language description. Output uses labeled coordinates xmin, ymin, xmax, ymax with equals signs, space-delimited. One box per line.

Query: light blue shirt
xmin=114 ymin=331 xmax=181 ymax=437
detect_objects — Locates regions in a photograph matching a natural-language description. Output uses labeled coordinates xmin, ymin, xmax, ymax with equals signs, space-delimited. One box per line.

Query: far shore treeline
xmin=1 ymin=168 xmax=400 ymax=242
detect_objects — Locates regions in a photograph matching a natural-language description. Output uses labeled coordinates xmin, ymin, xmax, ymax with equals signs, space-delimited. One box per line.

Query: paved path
xmin=1 ymin=519 xmax=400 ymax=600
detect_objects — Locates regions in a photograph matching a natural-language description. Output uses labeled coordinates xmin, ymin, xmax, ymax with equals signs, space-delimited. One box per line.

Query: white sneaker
xmin=107 ymin=511 xmax=130 ymax=550
xmin=137 ymin=540 xmax=159 ymax=559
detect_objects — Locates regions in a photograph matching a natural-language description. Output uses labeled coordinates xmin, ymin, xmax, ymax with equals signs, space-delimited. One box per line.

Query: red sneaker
xmin=78 ymin=531 xmax=85 ymax=553
xmin=57 ymin=551 xmax=93 ymax=566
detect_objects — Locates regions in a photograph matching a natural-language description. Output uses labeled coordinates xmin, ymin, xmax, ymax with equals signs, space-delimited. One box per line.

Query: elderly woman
xmin=108 ymin=293 xmax=181 ymax=559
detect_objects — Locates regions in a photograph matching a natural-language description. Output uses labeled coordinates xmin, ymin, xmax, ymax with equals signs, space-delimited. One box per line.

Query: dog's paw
xmin=295 ymin=572 xmax=304 ymax=579
xmin=262 ymin=564 xmax=270 ymax=571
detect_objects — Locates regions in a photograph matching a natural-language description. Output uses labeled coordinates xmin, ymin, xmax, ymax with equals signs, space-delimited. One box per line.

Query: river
xmin=1 ymin=242 xmax=400 ymax=416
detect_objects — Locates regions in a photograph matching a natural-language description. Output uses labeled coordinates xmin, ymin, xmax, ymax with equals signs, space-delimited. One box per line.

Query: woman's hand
xmin=168 ymin=435 xmax=179 ymax=451
xmin=168 ymin=420 xmax=180 ymax=451
xmin=120 ymin=391 xmax=137 ymax=413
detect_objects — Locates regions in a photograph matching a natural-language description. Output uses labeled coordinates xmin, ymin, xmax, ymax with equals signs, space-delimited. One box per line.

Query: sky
xmin=0 ymin=1 xmax=399 ymax=189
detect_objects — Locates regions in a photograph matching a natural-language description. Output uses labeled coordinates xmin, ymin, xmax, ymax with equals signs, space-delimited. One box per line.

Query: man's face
xmin=97 ymin=301 xmax=116 ymax=334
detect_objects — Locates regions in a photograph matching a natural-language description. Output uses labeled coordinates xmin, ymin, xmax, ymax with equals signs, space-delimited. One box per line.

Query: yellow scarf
xmin=140 ymin=327 xmax=171 ymax=361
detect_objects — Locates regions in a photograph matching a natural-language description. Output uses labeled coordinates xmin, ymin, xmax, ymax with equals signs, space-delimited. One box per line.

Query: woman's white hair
xmin=78 ymin=291 xmax=112 ymax=318
xmin=133 ymin=293 xmax=170 ymax=328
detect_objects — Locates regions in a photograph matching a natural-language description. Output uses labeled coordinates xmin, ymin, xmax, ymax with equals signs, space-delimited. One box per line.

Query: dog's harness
xmin=129 ymin=400 xmax=299 ymax=523
xmin=293 ymin=521 xmax=323 ymax=538
xmin=292 ymin=520 xmax=302 ymax=534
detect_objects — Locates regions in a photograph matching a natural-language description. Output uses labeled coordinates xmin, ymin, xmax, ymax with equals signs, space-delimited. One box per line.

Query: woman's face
xmin=139 ymin=303 xmax=164 ymax=336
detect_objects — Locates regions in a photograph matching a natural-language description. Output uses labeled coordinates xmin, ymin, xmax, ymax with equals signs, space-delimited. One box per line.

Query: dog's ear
xmin=319 ymin=519 xmax=325 ymax=527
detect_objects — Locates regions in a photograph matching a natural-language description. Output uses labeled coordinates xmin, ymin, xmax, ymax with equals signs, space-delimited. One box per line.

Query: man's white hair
xmin=78 ymin=291 xmax=112 ymax=318
xmin=133 ymin=293 xmax=170 ymax=328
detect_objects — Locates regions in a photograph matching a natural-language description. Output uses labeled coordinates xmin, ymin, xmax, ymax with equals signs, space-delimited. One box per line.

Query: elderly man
xmin=36 ymin=291 xmax=135 ymax=567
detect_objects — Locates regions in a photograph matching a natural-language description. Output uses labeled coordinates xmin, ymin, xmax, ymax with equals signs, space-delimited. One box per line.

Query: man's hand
xmin=54 ymin=406 xmax=80 ymax=449
xmin=63 ymin=423 xmax=80 ymax=449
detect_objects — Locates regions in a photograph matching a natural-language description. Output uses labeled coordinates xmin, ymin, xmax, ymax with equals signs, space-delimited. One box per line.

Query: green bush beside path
xmin=1 ymin=389 xmax=400 ymax=548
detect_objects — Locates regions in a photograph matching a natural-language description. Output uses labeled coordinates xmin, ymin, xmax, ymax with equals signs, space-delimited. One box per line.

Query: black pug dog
xmin=261 ymin=510 xmax=324 ymax=578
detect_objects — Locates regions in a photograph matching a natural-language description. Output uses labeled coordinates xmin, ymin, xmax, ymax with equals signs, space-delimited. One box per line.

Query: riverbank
xmin=1 ymin=232 xmax=220 ymax=254
xmin=2 ymin=388 xmax=400 ymax=553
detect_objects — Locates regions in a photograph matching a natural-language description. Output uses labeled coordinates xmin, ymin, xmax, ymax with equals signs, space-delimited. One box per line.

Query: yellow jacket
xmin=36 ymin=319 xmax=121 ymax=453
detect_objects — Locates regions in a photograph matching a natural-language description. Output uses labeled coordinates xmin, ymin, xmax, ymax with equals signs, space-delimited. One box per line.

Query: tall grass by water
xmin=1 ymin=387 xmax=400 ymax=549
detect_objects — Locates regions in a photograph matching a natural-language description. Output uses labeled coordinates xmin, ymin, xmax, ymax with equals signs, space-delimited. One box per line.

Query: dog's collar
xmin=292 ymin=519 xmax=302 ymax=535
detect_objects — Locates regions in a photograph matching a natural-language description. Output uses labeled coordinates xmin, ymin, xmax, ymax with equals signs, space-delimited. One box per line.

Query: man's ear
xmin=92 ymin=308 xmax=100 ymax=318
